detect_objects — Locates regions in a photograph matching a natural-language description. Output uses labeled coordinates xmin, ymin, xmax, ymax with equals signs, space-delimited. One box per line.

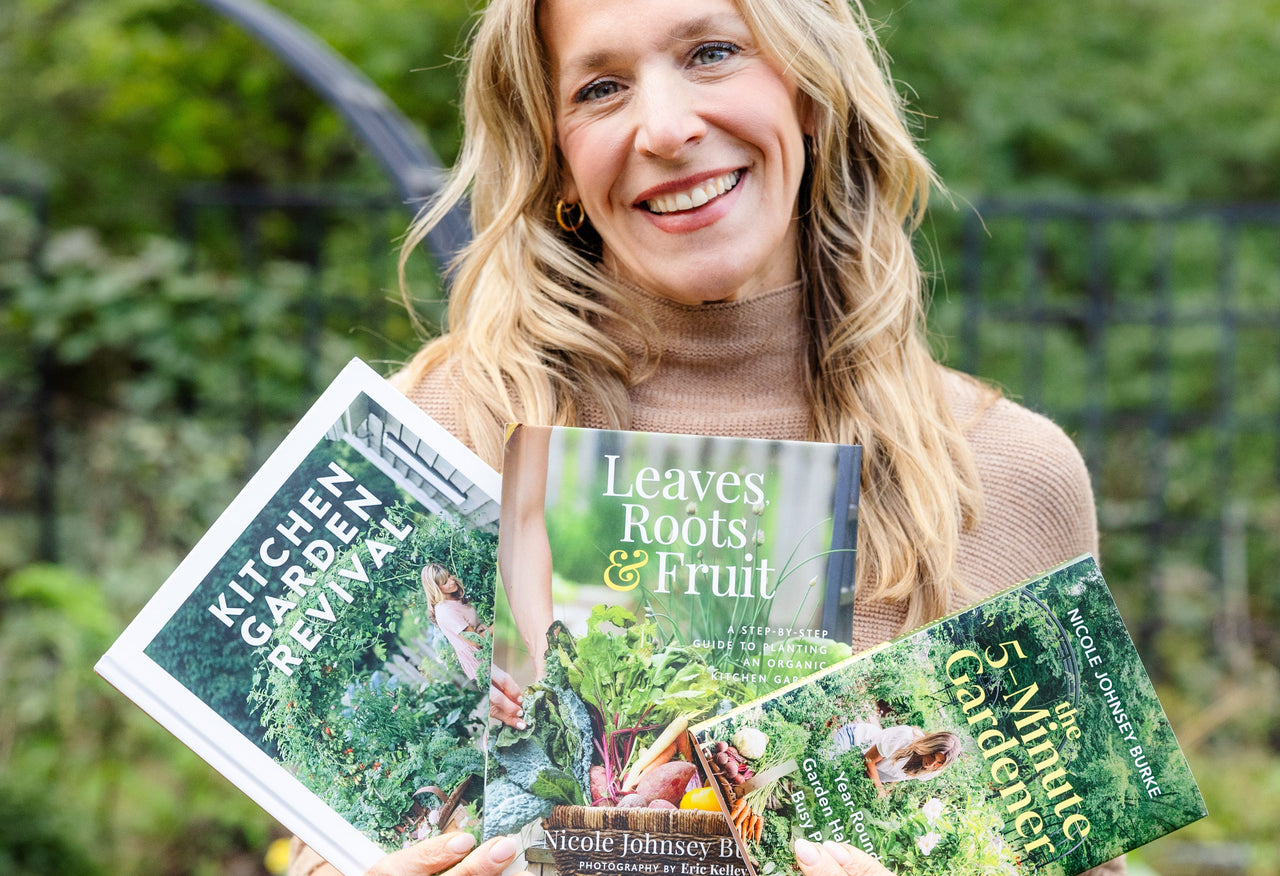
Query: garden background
xmin=2 ymin=0 xmax=1278 ymax=874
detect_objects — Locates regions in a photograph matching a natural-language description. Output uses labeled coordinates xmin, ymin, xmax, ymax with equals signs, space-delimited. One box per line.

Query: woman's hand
xmin=365 ymin=832 xmax=525 ymax=876
xmin=793 ymin=839 xmax=894 ymax=876
xmin=863 ymin=748 xmax=886 ymax=798
xmin=489 ymin=665 xmax=526 ymax=730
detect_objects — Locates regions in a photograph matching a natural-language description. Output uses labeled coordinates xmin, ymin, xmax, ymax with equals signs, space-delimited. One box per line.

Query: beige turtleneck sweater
xmin=291 ymin=281 xmax=1118 ymax=875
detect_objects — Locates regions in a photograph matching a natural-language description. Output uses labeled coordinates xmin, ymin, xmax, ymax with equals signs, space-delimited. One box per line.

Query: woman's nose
xmin=632 ymin=72 xmax=707 ymax=159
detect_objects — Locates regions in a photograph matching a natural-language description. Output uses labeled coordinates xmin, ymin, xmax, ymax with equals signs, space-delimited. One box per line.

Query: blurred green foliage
xmin=3 ymin=0 xmax=1279 ymax=873
xmin=871 ymin=0 xmax=1280 ymax=201
xmin=0 ymin=564 xmax=280 ymax=875
xmin=1 ymin=0 xmax=474 ymax=236
xmin=0 ymin=198 xmax=437 ymax=872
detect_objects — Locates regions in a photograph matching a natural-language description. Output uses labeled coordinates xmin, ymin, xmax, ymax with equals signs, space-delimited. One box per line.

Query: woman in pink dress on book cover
xmin=421 ymin=563 xmax=488 ymax=681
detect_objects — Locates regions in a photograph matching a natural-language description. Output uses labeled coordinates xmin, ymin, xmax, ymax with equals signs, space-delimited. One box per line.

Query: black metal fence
xmin=933 ymin=200 xmax=1280 ymax=680
xmin=3 ymin=182 xmax=1278 ymax=683
xmin=171 ymin=183 xmax=420 ymax=399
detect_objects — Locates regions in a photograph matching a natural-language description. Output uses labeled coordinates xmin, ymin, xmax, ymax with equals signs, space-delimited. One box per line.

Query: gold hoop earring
xmin=555 ymin=199 xmax=585 ymax=233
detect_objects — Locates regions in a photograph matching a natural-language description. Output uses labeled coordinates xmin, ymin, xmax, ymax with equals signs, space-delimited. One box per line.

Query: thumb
xmin=364 ymin=833 xmax=519 ymax=876
xmin=450 ymin=836 xmax=522 ymax=876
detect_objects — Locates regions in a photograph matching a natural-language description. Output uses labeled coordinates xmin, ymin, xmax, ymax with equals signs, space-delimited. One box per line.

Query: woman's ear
xmin=797 ymin=92 xmax=818 ymax=138
xmin=561 ymin=173 xmax=581 ymax=206
xmin=557 ymin=145 xmax=581 ymax=205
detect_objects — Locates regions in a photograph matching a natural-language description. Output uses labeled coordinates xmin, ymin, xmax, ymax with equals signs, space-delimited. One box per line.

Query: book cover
xmin=95 ymin=358 xmax=500 ymax=876
xmin=690 ymin=554 xmax=1206 ymax=876
xmin=483 ymin=425 xmax=861 ymax=876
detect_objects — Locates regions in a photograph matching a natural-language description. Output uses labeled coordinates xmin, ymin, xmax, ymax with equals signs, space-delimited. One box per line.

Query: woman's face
xmin=542 ymin=0 xmax=809 ymax=305
xmin=440 ymin=575 xmax=460 ymax=595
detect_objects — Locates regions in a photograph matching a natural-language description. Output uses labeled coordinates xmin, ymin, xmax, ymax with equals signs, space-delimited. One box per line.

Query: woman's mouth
xmin=643 ymin=170 xmax=741 ymax=214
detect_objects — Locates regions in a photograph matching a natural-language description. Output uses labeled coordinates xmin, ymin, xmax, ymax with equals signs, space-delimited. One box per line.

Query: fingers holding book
xmin=363 ymin=833 xmax=528 ymax=876
xmin=793 ymin=839 xmax=894 ymax=876
xmin=489 ymin=664 xmax=526 ymax=730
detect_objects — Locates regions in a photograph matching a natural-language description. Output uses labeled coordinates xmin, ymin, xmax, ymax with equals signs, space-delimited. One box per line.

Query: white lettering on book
xmin=207 ymin=461 xmax=412 ymax=676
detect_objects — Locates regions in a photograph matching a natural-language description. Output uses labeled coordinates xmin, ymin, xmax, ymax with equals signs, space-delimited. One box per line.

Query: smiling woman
xmin=393 ymin=0 xmax=996 ymax=637
xmin=288 ymin=0 xmax=1121 ymax=874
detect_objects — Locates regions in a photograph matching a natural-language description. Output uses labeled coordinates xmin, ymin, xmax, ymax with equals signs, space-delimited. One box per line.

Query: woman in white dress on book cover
xmin=832 ymin=722 xmax=963 ymax=797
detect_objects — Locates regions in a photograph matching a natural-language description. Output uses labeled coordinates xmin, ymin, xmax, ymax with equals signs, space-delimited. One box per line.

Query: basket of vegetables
xmin=542 ymin=722 xmax=742 ymax=876
xmin=483 ymin=608 xmax=752 ymax=875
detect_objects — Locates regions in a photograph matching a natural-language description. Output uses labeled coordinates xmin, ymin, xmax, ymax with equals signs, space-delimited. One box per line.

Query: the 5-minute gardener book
xmin=96 ymin=359 xmax=501 ymax=876
xmin=692 ymin=555 xmax=1206 ymax=876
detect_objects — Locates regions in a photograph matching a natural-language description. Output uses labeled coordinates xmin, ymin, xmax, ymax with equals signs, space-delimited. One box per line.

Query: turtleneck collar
xmin=591 ymin=280 xmax=812 ymax=440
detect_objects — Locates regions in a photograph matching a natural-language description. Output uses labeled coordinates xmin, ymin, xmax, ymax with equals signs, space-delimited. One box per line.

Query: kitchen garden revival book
xmin=691 ymin=554 xmax=1206 ymax=876
xmin=482 ymin=424 xmax=861 ymax=875
xmin=96 ymin=359 xmax=500 ymax=876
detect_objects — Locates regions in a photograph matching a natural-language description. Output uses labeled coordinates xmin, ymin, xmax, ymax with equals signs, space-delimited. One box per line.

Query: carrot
xmin=622 ymin=716 xmax=690 ymax=792
xmin=753 ymin=815 xmax=764 ymax=841
xmin=675 ymin=729 xmax=693 ymax=763
xmin=641 ymin=739 xmax=679 ymax=776
xmin=730 ymin=798 xmax=748 ymax=819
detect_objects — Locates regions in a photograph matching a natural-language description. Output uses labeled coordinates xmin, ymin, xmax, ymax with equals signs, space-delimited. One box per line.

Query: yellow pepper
xmin=679 ymin=786 xmax=721 ymax=811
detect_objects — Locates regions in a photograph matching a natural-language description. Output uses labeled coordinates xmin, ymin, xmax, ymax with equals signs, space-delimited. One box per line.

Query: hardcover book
xmin=96 ymin=359 xmax=500 ymax=876
xmin=483 ymin=424 xmax=861 ymax=875
xmin=690 ymin=554 xmax=1206 ymax=876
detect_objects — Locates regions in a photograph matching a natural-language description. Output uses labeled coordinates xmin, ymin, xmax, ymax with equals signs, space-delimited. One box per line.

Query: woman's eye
xmin=691 ymin=41 xmax=739 ymax=66
xmin=575 ymin=79 xmax=621 ymax=103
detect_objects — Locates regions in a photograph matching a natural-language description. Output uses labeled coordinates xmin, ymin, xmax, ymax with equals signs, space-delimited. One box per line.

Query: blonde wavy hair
xmin=395 ymin=0 xmax=987 ymax=629
xmin=892 ymin=730 xmax=964 ymax=777
xmin=421 ymin=562 xmax=467 ymax=623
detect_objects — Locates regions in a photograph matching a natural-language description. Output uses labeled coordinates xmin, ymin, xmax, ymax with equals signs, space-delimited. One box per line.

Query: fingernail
xmin=448 ymin=832 xmax=477 ymax=854
xmin=823 ymin=841 xmax=851 ymax=865
xmin=794 ymin=839 xmax=820 ymax=865
xmin=489 ymin=836 xmax=518 ymax=863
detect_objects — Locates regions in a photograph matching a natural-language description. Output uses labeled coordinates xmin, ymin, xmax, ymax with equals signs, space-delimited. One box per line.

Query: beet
xmin=648 ymin=799 xmax=676 ymax=809
xmin=590 ymin=765 xmax=610 ymax=804
xmin=618 ymin=794 xmax=648 ymax=808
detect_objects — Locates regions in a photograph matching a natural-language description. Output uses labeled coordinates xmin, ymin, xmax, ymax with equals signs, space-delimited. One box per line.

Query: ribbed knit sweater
xmin=289 ymin=281 xmax=1119 ymax=875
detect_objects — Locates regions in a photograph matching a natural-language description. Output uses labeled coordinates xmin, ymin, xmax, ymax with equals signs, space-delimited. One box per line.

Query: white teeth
xmin=646 ymin=171 xmax=740 ymax=214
